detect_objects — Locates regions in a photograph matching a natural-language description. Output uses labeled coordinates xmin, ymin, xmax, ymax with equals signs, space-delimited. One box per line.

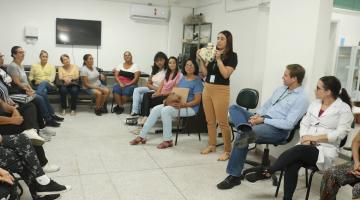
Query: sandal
xmin=200 ymin=146 xmax=216 ymax=154
xmin=245 ymin=169 xmax=271 ymax=183
xmin=126 ymin=117 xmax=138 ymax=126
xmin=218 ymin=152 xmax=231 ymax=161
xmin=157 ymin=140 xmax=173 ymax=149
xmin=129 ymin=127 xmax=142 ymax=135
xmin=129 ymin=136 xmax=146 ymax=145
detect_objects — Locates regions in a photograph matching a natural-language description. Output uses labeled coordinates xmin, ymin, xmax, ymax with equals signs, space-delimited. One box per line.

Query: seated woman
xmin=0 ymin=134 xmax=70 ymax=199
xmin=245 ymin=76 xmax=354 ymax=200
xmin=131 ymin=52 xmax=167 ymax=118
xmin=0 ymin=98 xmax=59 ymax=174
xmin=58 ymin=54 xmax=80 ymax=116
xmin=320 ymin=131 xmax=360 ymax=200
xmin=112 ymin=51 xmax=140 ymax=114
xmin=6 ymin=46 xmax=63 ymax=127
xmin=145 ymin=56 xmax=181 ymax=116
xmin=0 ymin=66 xmax=55 ymax=140
xmin=81 ymin=54 xmax=110 ymax=116
xmin=29 ymin=50 xmax=56 ymax=98
xmin=129 ymin=58 xmax=203 ymax=149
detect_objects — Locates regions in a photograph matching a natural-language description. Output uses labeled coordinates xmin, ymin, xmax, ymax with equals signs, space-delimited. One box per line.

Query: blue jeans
xmin=35 ymin=81 xmax=54 ymax=96
xmin=131 ymin=87 xmax=152 ymax=114
xmin=112 ymin=84 xmax=137 ymax=96
xmin=139 ymin=104 xmax=196 ymax=141
xmin=33 ymin=94 xmax=54 ymax=121
xmin=226 ymin=105 xmax=289 ymax=177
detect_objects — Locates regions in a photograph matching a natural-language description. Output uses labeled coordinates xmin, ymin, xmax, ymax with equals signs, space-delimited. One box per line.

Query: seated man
xmin=320 ymin=131 xmax=360 ymax=200
xmin=217 ymin=64 xmax=309 ymax=189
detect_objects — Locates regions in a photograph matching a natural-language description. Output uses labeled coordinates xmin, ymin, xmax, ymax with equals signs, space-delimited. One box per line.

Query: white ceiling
xmin=97 ymin=0 xmax=199 ymax=7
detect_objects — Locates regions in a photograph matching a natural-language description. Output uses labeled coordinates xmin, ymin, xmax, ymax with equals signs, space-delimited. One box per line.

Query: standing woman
xmin=81 ymin=54 xmax=110 ymax=116
xmin=58 ymin=54 xmax=80 ymax=116
xmin=112 ymin=51 xmax=140 ymax=114
xmin=198 ymin=30 xmax=238 ymax=161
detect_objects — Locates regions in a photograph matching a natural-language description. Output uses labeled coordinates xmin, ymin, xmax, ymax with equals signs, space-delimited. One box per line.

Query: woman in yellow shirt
xmin=58 ymin=54 xmax=80 ymax=115
xmin=29 ymin=50 xmax=56 ymax=96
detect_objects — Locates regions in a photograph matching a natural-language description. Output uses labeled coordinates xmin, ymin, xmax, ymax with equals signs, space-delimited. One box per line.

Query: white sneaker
xmin=39 ymin=132 xmax=51 ymax=142
xmin=22 ymin=129 xmax=45 ymax=146
xmin=70 ymin=110 xmax=76 ymax=116
xmin=40 ymin=127 xmax=56 ymax=136
xmin=42 ymin=163 xmax=60 ymax=173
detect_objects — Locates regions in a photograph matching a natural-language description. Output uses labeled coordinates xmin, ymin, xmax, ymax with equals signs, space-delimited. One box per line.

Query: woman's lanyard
xmin=272 ymin=88 xmax=289 ymax=106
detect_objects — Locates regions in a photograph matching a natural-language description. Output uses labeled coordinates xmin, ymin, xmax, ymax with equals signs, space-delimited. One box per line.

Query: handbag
xmin=164 ymin=92 xmax=181 ymax=107
xmin=9 ymin=94 xmax=35 ymax=104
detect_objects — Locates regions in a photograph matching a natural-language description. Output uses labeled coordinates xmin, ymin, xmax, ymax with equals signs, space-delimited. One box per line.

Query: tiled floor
xmin=22 ymin=105 xmax=353 ymax=200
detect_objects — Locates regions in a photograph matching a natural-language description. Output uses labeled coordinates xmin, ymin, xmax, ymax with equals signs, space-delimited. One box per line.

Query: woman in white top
xmin=112 ymin=51 xmax=140 ymax=114
xmin=80 ymin=54 xmax=110 ymax=116
xmin=130 ymin=52 xmax=167 ymax=118
xmin=245 ymin=76 xmax=354 ymax=200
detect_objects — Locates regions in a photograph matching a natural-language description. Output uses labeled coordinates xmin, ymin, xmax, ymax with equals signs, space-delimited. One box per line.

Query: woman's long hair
xmin=320 ymin=76 xmax=352 ymax=108
xmin=219 ymin=30 xmax=234 ymax=60
xmin=165 ymin=56 xmax=178 ymax=81
xmin=151 ymin=52 xmax=168 ymax=76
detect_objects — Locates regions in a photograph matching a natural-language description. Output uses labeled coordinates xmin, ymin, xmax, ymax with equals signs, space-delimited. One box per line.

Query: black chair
xmin=242 ymin=120 xmax=301 ymax=186
xmin=175 ymin=102 xmax=207 ymax=145
xmin=217 ymin=88 xmax=259 ymax=147
xmin=275 ymin=135 xmax=349 ymax=200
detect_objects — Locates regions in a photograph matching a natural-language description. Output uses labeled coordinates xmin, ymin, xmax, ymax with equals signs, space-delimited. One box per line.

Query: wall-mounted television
xmin=56 ymin=18 xmax=101 ymax=46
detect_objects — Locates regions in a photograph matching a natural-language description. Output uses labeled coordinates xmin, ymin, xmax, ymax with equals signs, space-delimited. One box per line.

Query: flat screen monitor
xmin=56 ymin=18 xmax=101 ymax=46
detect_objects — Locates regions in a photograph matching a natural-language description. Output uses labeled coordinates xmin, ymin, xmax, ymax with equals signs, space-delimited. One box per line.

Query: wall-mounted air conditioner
xmin=130 ymin=4 xmax=170 ymax=22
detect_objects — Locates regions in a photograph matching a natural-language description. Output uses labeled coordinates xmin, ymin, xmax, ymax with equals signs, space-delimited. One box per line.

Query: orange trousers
xmin=202 ymin=83 xmax=232 ymax=152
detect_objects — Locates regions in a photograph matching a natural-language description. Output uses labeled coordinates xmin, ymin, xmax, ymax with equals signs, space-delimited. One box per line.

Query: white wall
xmin=333 ymin=10 xmax=360 ymax=46
xmin=0 ymin=0 xmax=191 ymax=73
xmin=195 ymin=0 xmax=269 ymax=105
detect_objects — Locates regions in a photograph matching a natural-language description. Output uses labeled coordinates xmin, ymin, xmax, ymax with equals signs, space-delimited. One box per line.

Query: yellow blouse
xmin=58 ymin=65 xmax=79 ymax=81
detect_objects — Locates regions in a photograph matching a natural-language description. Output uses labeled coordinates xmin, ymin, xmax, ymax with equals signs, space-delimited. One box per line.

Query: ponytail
xmin=339 ymin=88 xmax=352 ymax=109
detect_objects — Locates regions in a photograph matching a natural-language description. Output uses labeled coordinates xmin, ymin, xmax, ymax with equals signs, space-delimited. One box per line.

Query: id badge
xmin=210 ymin=75 xmax=215 ymax=83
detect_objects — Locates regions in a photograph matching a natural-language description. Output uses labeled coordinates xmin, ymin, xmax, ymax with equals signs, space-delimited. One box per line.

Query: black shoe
xmin=95 ymin=109 xmax=102 ymax=116
xmin=245 ymin=170 xmax=271 ymax=183
xmin=115 ymin=106 xmax=124 ymax=115
xmin=46 ymin=120 xmax=60 ymax=127
xmin=131 ymin=112 xmax=139 ymax=116
xmin=36 ymin=180 xmax=71 ymax=196
xmin=34 ymin=194 xmax=61 ymax=200
xmin=52 ymin=115 xmax=64 ymax=122
xmin=217 ymin=175 xmax=241 ymax=190
xmin=101 ymin=105 xmax=108 ymax=113
xmin=237 ymin=123 xmax=252 ymax=132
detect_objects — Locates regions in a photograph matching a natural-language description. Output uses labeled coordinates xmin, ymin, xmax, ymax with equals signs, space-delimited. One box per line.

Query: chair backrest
xmin=236 ymin=88 xmax=259 ymax=110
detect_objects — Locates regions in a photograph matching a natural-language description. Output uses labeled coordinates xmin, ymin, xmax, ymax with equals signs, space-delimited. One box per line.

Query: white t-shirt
xmin=151 ymin=70 xmax=166 ymax=88
xmin=80 ymin=66 xmax=101 ymax=88
xmin=115 ymin=63 xmax=139 ymax=73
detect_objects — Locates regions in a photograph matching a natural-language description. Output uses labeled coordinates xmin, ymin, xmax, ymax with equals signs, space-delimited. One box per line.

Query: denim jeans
xmin=33 ymin=94 xmax=54 ymax=121
xmin=35 ymin=81 xmax=54 ymax=96
xmin=132 ymin=87 xmax=152 ymax=114
xmin=226 ymin=105 xmax=289 ymax=177
xmin=139 ymin=104 xmax=196 ymax=141
xmin=59 ymin=85 xmax=80 ymax=110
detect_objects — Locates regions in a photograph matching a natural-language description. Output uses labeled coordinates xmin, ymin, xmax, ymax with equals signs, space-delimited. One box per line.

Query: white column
xmin=261 ymin=0 xmax=332 ymax=102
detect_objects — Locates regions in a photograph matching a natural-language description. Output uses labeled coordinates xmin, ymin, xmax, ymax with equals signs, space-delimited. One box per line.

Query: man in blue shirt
xmin=217 ymin=64 xmax=309 ymax=189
